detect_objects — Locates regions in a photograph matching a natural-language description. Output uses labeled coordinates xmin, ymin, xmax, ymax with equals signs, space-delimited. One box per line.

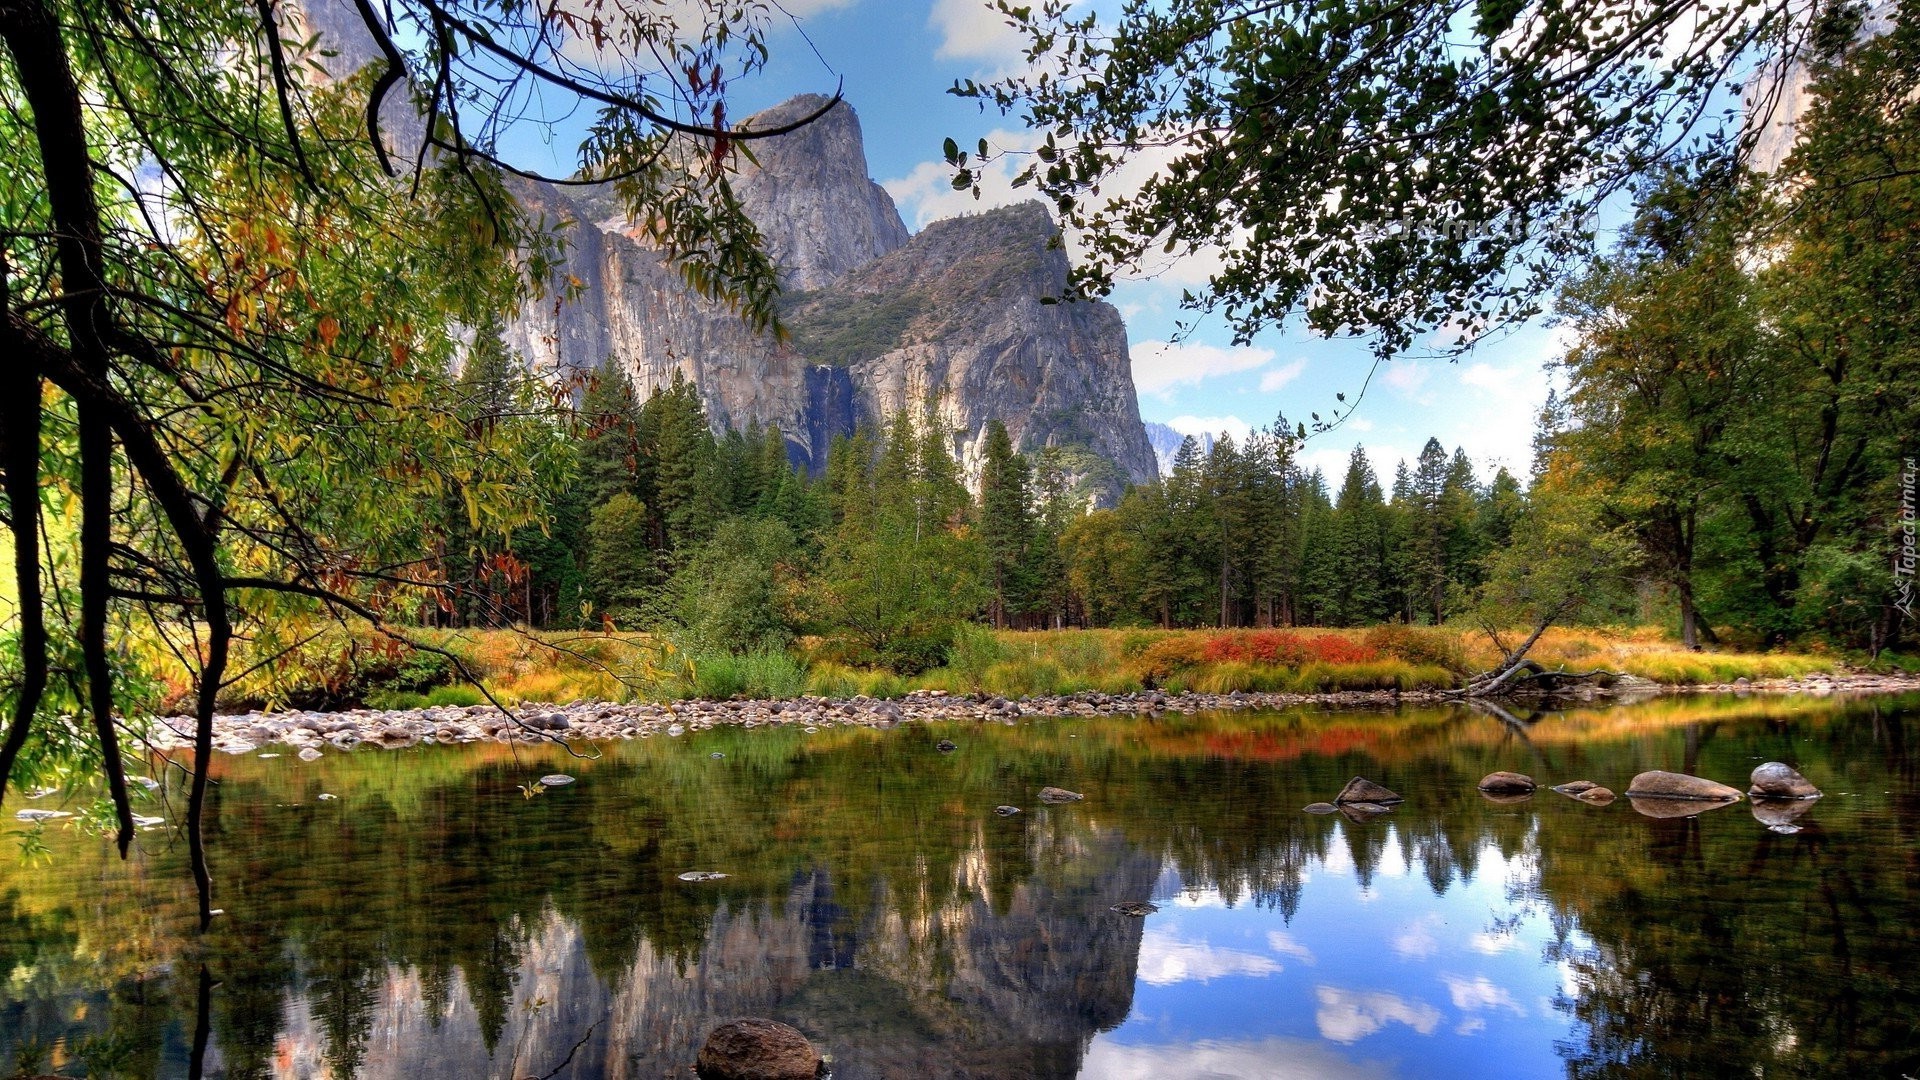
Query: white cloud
xmin=1380 ymin=361 xmax=1432 ymax=397
xmin=1137 ymin=927 xmax=1284 ymax=986
xmin=1314 ymin=986 xmax=1443 ymax=1045
xmin=1390 ymin=913 xmax=1445 ymax=960
xmin=1082 ymin=1036 xmax=1395 ymax=1080
xmin=1468 ymin=929 xmax=1520 ymax=955
xmin=1168 ymin=415 xmax=1253 ymax=441
xmin=1132 ymin=340 xmax=1276 ymax=397
xmin=880 ymin=127 xmax=1040 ymax=231
xmin=1267 ymin=930 xmax=1318 ymax=965
xmin=931 ymin=0 xmax=1028 ymax=65
xmin=1259 ymin=358 xmax=1309 ymax=392
xmin=1442 ymin=974 xmax=1525 ymax=1016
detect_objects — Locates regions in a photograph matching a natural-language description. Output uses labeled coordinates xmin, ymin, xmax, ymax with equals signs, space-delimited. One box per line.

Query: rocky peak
xmin=730 ymin=95 xmax=910 ymax=291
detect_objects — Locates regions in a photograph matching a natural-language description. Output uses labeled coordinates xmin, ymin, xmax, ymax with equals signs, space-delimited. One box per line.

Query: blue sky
xmin=518 ymin=0 xmax=1577 ymax=486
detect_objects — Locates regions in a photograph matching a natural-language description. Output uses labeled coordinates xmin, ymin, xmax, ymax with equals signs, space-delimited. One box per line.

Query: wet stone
xmin=678 ymin=871 xmax=728 ymax=883
xmin=1335 ymin=777 xmax=1404 ymax=805
xmin=1038 ymin=786 xmax=1084 ymax=804
xmin=1749 ymin=762 xmax=1822 ymax=800
xmin=539 ymin=774 xmax=575 ymax=787
xmin=1111 ymin=901 xmax=1159 ymax=916
xmin=1303 ymin=802 xmax=1339 ymax=814
xmin=1478 ymin=771 xmax=1537 ymax=794
xmin=994 ymin=805 xmax=1023 ymax=817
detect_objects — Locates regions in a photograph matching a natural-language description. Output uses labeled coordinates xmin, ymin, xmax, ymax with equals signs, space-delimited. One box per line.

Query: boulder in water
xmin=1624 ymin=770 xmax=1743 ymax=802
xmin=695 ymin=1018 xmax=822 ymax=1080
xmin=1551 ymin=780 xmax=1600 ymax=797
xmin=1038 ymin=786 xmax=1084 ymax=803
xmin=1478 ymin=771 xmax=1536 ymax=794
xmin=994 ymin=805 xmax=1023 ymax=817
xmin=1748 ymin=762 xmax=1821 ymax=800
xmin=1334 ymin=777 xmax=1403 ymax=805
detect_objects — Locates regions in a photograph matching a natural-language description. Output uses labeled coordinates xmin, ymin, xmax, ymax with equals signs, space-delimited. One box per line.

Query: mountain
xmin=497 ymin=95 xmax=1156 ymax=492
xmin=1143 ymin=422 xmax=1215 ymax=476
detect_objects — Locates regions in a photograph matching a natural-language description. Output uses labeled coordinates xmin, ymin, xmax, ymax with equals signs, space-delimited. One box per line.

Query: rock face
xmin=1625 ymin=771 xmax=1744 ymax=802
xmin=498 ymin=96 xmax=1156 ymax=495
xmin=1749 ymin=762 xmax=1822 ymax=800
xmin=695 ymin=1018 xmax=821 ymax=1080
xmin=1334 ymin=777 xmax=1403 ymax=805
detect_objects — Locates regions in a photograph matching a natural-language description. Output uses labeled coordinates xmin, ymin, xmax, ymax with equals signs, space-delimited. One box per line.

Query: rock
xmin=1302 ymin=802 xmax=1339 ymax=814
xmin=1625 ymin=770 xmax=1743 ymax=802
xmin=1477 ymin=771 xmax=1536 ymax=794
xmin=934 ymin=739 xmax=957 ymax=753
xmin=1110 ymin=901 xmax=1159 ymax=916
xmin=1342 ymin=801 xmax=1393 ymax=814
xmin=523 ymin=712 xmax=570 ymax=732
xmin=539 ymin=774 xmax=575 ymax=787
xmin=1574 ymin=786 xmax=1616 ymax=806
xmin=695 ymin=1017 xmax=822 ymax=1080
xmin=297 ymin=747 xmax=324 ymax=761
xmin=1334 ymin=777 xmax=1403 ymax=805
xmin=711 ymin=751 xmax=726 ymax=759
xmin=678 ymin=871 xmax=729 ymax=882
xmin=1752 ymin=798 xmax=1817 ymax=833
xmin=316 ymin=793 xmax=338 ymax=801
xmin=1551 ymin=780 xmax=1600 ymax=796
xmin=993 ymin=805 xmax=1023 ymax=817
xmin=1629 ymin=795 xmax=1736 ymax=819
xmin=1038 ymin=786 xmax=1084 ymax=804
xmin=1749 ymin=762 xmax=1822 ymax=800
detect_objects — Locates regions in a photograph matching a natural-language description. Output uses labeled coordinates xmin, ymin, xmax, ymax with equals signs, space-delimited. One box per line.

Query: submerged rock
xmin=1629 ymin=795 xmax=1736 ymax=819
xmin=1749 ymin=762 xmax=1822 ymax=800
xmin=1038 ymin=786 xmax=1084 ymax=804
xmin=695 ymin=1017 xmax=821 ymax=1080
xmin=539 ymin=774 xmax=575 ymax=787
xmin=1752 ymin=798 xmax=1817 ymax=833
xmin=1334 ymin=777 xmax=1403 ymax=805
xmin=1552 ymin=780 xmax=1600 ymax=796
xmin=1303 ymin=802 xmax=1339 ymax=814
xmin=1574 ymin=786 xmax=1616 ymax=805
xmin=1478 ymin=771 xmax=1537 ymax=794
xmin=993 ymin=805 xmax=1023 ymax=817
xmin=935 ymin=739 xmax=957 ymax=752
xmin=678 ymin=871 xmax=728 ymax=882
xmin=1625 ymin=770 xmax=1743 ymax=802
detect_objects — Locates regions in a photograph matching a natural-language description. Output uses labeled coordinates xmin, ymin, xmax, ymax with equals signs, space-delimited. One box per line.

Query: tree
xmin=0 ymin=0 xmax=833 ymax=927
xmin=587 ymin=494 xmax=654 ymax=627
xmin=952 ymin=0 xmax=1817 ymax=353
xmin=977 ymin=420 xmax=1037 ymax=628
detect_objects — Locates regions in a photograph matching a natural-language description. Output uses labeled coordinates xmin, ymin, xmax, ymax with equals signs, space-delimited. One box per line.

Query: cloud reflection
xmin=1314 ymin=986 xmax=1443 ymax=1044
xmin=1083 ymin=1035 xmax=1397 ymax=1079
xmin=1138 ymin=927 xmax=1284 ymax=985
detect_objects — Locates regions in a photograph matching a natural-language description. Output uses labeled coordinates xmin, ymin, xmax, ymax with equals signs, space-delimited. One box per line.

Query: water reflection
xmin=2 ymin=694 xmax=1918 ymax=1078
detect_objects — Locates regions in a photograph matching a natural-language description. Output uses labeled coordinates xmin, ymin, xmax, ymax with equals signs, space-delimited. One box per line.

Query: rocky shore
xmin=142 ymin=672 xmax=1920 ymax=756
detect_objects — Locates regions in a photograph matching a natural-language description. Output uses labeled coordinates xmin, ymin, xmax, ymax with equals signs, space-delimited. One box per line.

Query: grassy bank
xmin=189 ymin=623 xmax=1883 ymax=713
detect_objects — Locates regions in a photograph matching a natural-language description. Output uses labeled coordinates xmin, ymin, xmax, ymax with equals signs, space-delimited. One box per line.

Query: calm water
xmin=4 ymin=694 xmax=1919 ymax=1079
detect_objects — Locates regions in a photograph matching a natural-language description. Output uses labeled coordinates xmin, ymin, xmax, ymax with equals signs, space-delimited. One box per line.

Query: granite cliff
xmin=499 ymin=96 xmax=1156 ymax=492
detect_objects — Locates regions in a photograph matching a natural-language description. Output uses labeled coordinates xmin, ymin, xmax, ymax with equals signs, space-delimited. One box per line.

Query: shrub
xmin=1362 ymin=625 xmax=1469 ymax=672
xmin=680 ymin=649 xmax=808 ymax=700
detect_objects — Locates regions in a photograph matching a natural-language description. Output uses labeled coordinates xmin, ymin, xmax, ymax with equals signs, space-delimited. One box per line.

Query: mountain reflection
xmin=2 ymin=694 xmax=1917 ymax=1078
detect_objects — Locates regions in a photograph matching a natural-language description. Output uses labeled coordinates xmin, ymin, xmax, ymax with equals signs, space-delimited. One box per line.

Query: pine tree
xmin=978 ymin=420 xmax=1037 ymax=627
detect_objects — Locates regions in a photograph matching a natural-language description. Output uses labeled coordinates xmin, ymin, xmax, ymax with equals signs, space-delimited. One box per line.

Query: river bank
xmin=144 ymin=672 xmax=1920 ymax=756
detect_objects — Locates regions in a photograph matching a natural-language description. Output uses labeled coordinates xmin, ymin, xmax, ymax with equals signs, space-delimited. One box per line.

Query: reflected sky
xmin=3 ymin=693 xmax=1918 ymax=1078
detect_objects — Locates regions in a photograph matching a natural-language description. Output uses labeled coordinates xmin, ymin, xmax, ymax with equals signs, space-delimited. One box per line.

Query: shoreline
xmin=144 ymin=673 xmax=1920 ymax=756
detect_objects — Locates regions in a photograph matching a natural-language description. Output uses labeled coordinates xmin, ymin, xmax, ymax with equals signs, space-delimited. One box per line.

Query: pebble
xmin=678 ymin=871 xmax=728 ymax=882
xmin=133 ymin=674 xmax=1920 ymax=758
xmin=538 ymin=774 xmax=575 ymax=786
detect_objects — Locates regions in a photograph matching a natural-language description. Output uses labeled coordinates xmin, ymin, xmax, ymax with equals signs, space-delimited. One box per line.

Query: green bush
xmin=683 ymin=648 xmax=808 ymax=700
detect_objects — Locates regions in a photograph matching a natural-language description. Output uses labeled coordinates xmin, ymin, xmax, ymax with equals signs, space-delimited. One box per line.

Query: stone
xmin=1342 ymin=801 xmax=1393 ymax=815
xmin=1477 ymin=771 xmax=1536 ymax=794
xmin=1303 ymin=802 xmax=1339 ymax=814
xmin=935 ymin=739 xmax=957 ymax=753
xmin=1334 ymin=777 xmax=1403 ymax=805
xmin=1625 ymin=770 xmax=1743 ymax=802
xmin=1038 ymin=786 xmax=1084 ymax=804
xmin=1551 ymin=780 xmax=1600 ymax=796
xmin=297 ymin=747 xmax=324 ymax=761
xmin=678 ymin=871 xmax=729 ymax=882
xmin=993 ymin=805 xmax=1023 ymax=817
xmin=539 ymin=774 xmax=575 ymax=787
xmin=1749 ymin=762 xmax=1822 ymax=800
xmin=695 ymin=1017 xmax=822 ymax=1080
xmin=1629 ymin=795 xmax=1735 ymax=819
xmin=1752 ymin=799 xmax=1817 ymax=833
xmin=1111 ymin=901 xmax=1159 ymax=916
xmin=1574 ymin=786 xmax=1616 ymax=806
